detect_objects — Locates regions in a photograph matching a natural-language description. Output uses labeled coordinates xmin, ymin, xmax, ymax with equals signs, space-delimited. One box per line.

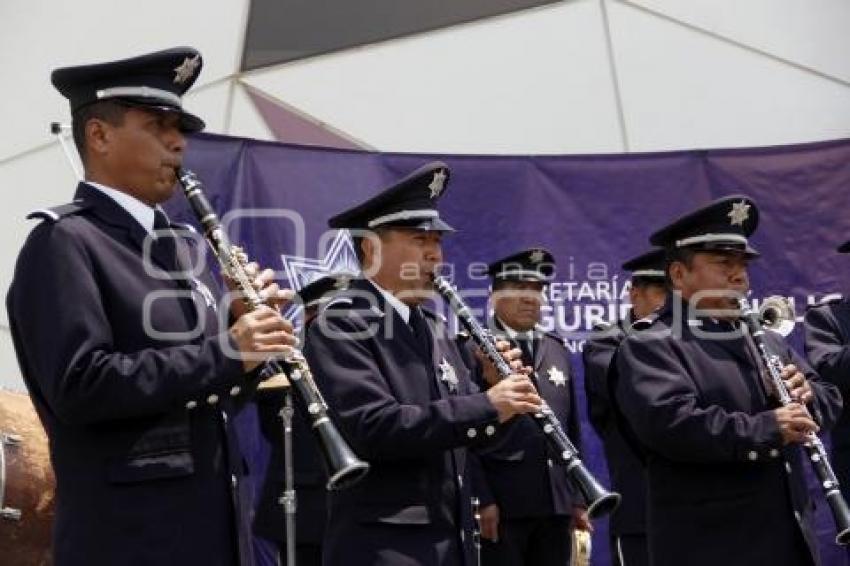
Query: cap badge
xmin=173 ymin=54 xmax=201 ymax=85
xmin=429 ymin=169 xmax=447 ymax=198
xmin=547 ymin=365 xmax=567 ymax=387
xmin=529 ymin=249 xmax=545 ymax=264
xmin=728 ymin=200 xmax=751 ymax=226
xmin=439 ymin=358 xmax=459 ymax=393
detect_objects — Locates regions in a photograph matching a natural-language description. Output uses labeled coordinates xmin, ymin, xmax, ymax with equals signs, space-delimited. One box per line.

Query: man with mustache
xmin=612 ymin=196 xmax=841 ymax=566
xmin=470 ymin=247 xmax=590 ymax=566
xmin=6 ymin=48 xmax=295 ymax=566
xmin=304 ymin=162 xmax=543 ymax=566
xmin=583 ymin=248 xmax=666 ymax=566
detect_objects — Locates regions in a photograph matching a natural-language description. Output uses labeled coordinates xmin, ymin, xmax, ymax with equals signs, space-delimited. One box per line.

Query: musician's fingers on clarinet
xmin=776 ymin=404 xmax=818 ymax=444
xmin=235 ymin=307 xmax=297 ymax=343
xmin=783 ymin=367 xmax=812 ymax=403
xmin=258 ymin=284 xmax=295 ymax=308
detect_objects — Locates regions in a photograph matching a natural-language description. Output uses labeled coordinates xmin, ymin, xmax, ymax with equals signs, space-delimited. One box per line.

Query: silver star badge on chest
xmin=727 ymin=200 xmax=751 ymax=226
xmin=429 ymin=169 xmax=447 ymax=198
xmin=547 ymin=365 xmax=567 ymax=387
xmin=439 ymin=357 xmax=459 ymax=393
xmin=173 ymin=54 xmax=201 ymax=84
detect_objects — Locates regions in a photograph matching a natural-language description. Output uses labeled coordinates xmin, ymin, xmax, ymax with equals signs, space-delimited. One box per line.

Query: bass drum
xmin=0 ymin=389 xmax=55 ymax=566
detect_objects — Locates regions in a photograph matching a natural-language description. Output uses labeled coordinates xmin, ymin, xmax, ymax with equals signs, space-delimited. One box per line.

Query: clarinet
xmin=471 ymin=496 xmax=482 ymax=566
xmin=739 ymin=298 xmax=850 ymax=545
xmin=433 ymin=275 xmax=620 ymax=519
xmin=176 ymin=169 xmax=369 ymax=490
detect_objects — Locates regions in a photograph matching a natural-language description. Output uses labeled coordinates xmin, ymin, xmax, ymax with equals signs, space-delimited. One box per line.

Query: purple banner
xmin=176 ymin=133 xmax=850 ymax=566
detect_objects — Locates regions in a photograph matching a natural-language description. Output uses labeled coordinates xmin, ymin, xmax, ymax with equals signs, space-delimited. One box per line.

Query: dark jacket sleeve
xmin=615 ymin=334 xmax=783 ymax=463
xmin=804 ymin=306 xmax=850 ymax=401
xmin=6 ymin=222 xmax=247 ymax=425
xmin=774 ymin=332 xmax=843 ymax=432
xmin=303 ymin=309 xmax=498 ymax=461
xmin=582 ymin=328 xmax=619 ymax=437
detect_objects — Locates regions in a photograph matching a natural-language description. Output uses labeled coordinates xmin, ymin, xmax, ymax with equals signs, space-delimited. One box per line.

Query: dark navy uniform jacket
xmin=804 ymin=298 xmax=850 ymax=497
xmin=614 ymin=296 xmax=842 ymax=566
xmin=583 ymin=313 xmax=648 ymax=536
xmin=6 ymin=183 xmax=261 ymax=566
xmin=468 ymin=321 xmax=581 ymax=519
xmin=303 ymin=278 xmax=501 ymax=566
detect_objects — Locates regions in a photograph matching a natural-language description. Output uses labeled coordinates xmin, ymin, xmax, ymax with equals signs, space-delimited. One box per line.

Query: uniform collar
xmin=368 ymin=278 xmax=411 ymax=323
xmin=84 ymin=181 xmax=159 ymax=237
xmin=496 ymin=317 xmax=535 ymax=342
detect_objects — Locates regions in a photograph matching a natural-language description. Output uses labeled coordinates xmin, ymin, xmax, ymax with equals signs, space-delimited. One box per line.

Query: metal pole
xmin=279 ymin=390 xmax=297 ymax=566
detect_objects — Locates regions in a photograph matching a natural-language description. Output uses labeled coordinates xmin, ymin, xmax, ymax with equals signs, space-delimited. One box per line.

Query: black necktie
xmin=152 ymin=209 xmax=179 ymax=273
xmin=517 ymin=334 xmax=534 ymax=367
xmin=409 ymin=307 xmax=432 ymax=356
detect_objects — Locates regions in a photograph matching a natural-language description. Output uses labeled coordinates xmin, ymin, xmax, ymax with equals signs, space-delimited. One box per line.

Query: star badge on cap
xmin=429 ymin=169 xmax=447 ymax=198
xmin=174 ymin=54 xmax=201 ymax=84
xmin=439 ymin=358 xmax=459 ymax=393
xmin=547 ymin=365 xmax=567 ymax=387
xmin=529 ymin=249 xmax=546 ymax=264
xmin=727 ymin=200 xmax=751 ymax=226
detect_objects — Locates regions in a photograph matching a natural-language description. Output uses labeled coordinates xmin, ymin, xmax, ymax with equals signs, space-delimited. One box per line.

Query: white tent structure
xmin=2 ymin=0 xmax=850 ymax=387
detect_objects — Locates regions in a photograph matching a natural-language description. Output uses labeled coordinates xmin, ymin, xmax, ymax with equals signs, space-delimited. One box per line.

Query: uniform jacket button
xmin=485 ymin=425 xmax=496 ymax=436
xmin=207 ymin=394 xmax=219 ymax=405
xmin=769 ymin=448 xmax=780 ymax=458
xmin=467 ymin=428 xmax=477 ymax=439
xmin=185 ymin=400 xmax=197 ymax=410
xmin=747 ymin=450 xmax=758 ymax=461
xmin=229 ymin=385 xmax=241 ymax=397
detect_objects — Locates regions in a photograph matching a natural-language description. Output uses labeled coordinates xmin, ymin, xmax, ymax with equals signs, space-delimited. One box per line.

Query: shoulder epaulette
xmin=537 ymin=326 xmax=565 ymax=343
xmin=26 ymin=200 xmax=89 ymax=222
xmin=631 ymin=311 xmax=661 ymax=331
xmin=590 ymin=321 xmax=614 ymax=333
xmin=806 ymin=295 xmax=844 ymax=311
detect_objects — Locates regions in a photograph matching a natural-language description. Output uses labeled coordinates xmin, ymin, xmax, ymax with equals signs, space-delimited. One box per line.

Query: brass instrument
xmin=176 ymin=169 xmax=369 ymax=491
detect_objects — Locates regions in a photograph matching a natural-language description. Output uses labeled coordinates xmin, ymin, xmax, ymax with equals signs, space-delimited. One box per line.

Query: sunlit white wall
xmin=1 ymin=0 xmax=849 ymax=386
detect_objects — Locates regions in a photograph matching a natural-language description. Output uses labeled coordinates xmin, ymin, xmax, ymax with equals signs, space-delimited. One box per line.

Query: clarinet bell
xmin=317 ymin=420 xmax=370 ymax=490
xmin=569 ymin=462 xmax=621 ymax=519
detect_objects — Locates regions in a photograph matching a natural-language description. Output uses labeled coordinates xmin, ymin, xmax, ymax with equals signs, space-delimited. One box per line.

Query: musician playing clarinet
xmin=613 ymin=196 xmax=841 ymax=566
xmin=469 ymin=247 xmax=590 ymax=566
xmin=804 ymin=239 xmax=850 ymax=561
xmin=6 ymin=47 xmax=295 ymax=566
xmin=303 ymin=162 xmax=542 ymax=566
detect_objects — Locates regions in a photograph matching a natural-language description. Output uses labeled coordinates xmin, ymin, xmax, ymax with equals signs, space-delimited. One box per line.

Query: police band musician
xmin=6 ymin=47 xmax=297 ymax=566
xmin=583 ymin=248 xmax=666 ymax=566
xmin=612 ymin=196 xmax=842 ymax=566
xmin=467 ymin=247 xmax=591 ymax=566
xmin=303 ymin=162 xmax=544 ymax=566
xmin=805 ymin=238 xmax=850 ymax=560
